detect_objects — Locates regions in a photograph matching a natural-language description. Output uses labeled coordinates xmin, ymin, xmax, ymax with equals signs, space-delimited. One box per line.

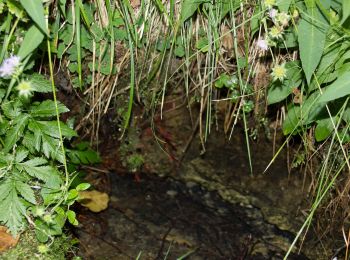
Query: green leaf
xmin=276 ymin=0 xmax=292 ymax=12
xmin=18 ymin=158 xmax=62 ymax=188
xmin=1 ymin=100 xmax=23 ymax=119
xmin=67 ymin=149 xmax=101 ymax=164
xmin=3 ymin=114 xmax=29 ymax=152
xmin=15 ymin=180 xmax=36 ymax=204
xmin=19 ymin=0 xmax=48 ymax=36
xmin=315 ymin=117 xmax=334 ymax=141
xmin=341 ymin=0 xmax=350 ymax=24
xmin=42 ymin=134 xmax=65 ymax=163
xmin=180 ymin=0 xmax=208 ymax=23
xmin=0 ymin=184 xmax=26 ymax=235
xmin=41 ymin=187 xmax=62 ymax=205
xmin=298 ymin=13 xmax=328 ymax=84
xmin=59 ymin=0 xmax=66 ymax=17
xmin=67 ymin=210 xmax=78 ymax=225
xmin=15 ymin=149 xmax=28 ymax=163
xmin=29 ymin=120 xmax=77 ymax=140
xmin=0 ymin=180 xmax=13 ymax=201
xmin=30 ymin=100 xmax=69 ymax=118
xmin=268 ymin=61 xmax=302 ymax=104
xmin=283 ymin=92 xmax=324 ymax=135
xmin=30 ymin=73 xmax=52 ymax=93
xmin=76 ymin=183 xmax=91 ymax=191
xmin=18 ymin=25 xmax=45 ymax=60
xmin=196 ymin=37 xmax=209 ymax=52
xmin=318 ymin=73 xmax=350 ymax=103
xmin=174 ymin=45 xmax=185 ymax=58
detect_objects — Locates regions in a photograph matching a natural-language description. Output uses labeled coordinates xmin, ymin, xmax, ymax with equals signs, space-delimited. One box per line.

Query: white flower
xmin=257 ymin=39 xmax=269 ymax=51
xmin=269 ymin=8 xmax=278 ymax=19
xmin=0 ymin=55 xmax=21 ymax=77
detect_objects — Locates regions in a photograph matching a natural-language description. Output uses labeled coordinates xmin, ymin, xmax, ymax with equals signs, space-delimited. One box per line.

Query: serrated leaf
xmin=0 ymin=186 xmax=26 ymax=235
xmin=35 ymin=121 xmax=77 ymax=138
xmin=42 ymin=134 xmax=65 ymax=163
xmin=0 ymin=180 xmax=13 ymax=201
xmin=15 ymin=181 xmax=36 ymax=204
xmin=30 ymin=100 xmax=69 ymax=117
xmin=18 ymin=159 xmax=62 ymax=188
xmin=1 ymin=100 xmax=23 ymax=119
xmin=318 ymin=73 xmax=350 ymax=103
xmin=30 ymin=73 xmax=52 ymax=93
xmin=15 ymin=149 xmax=28 ymax=163
xmin=21 ymin=157 xmax=47 ymax=167
xmin=19 ymin=0 xmax=48 ymax=36
xmin=18 ymin=25 xmax=45 ymax=60
xmin=6 ymin=0 xmax=25 ymax=19
xmin=3 ymin=114 xmax=29 ymax=152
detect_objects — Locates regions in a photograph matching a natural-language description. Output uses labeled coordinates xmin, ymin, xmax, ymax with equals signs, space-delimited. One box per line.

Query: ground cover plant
xmin=1 ymin=0 xmax=350 ymax=258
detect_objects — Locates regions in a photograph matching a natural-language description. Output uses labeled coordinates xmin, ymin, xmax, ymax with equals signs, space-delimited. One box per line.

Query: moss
xmin=0 ymin=230 xmax=80 ymax=260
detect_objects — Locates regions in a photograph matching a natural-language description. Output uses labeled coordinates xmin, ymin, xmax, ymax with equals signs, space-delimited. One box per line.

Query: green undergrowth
xmin=0 ymin=230 xmax=80 ymax=260
xmin=2 ymin=0 xmax=350 ymax=258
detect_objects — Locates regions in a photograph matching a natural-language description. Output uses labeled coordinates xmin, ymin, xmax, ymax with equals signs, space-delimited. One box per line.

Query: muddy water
xmin=76 ymin=125 xmax=337 ymax=259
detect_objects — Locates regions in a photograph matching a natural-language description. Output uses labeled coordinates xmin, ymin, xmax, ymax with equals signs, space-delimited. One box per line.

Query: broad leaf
xmin=298 ymin=1 xmax=329 ymax=84
xmin=276 ymin=0 xmax=292 ymax=12
xmin=67 ymin=149 xmax=101 ymax=164
xmin=283 ymin=92 xmax=324 ymax=134
xmin=318 ymin=73 xmax=350 ymax=103
xmin=180 ymin=0 xmax=209 ymax=23
xmin=315 ymin=117 xmax=335 ymax=141
xmin=19 ymin=0 xmax=48 ymax=36
xmin=18 ymin=25 xmax=44 ymax=60
xmin=341 ymin=0 xmax=350 ymax=24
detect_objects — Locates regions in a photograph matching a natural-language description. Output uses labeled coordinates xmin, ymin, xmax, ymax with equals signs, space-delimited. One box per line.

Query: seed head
xmin=271 ymin=63 xmax=287 ymax=82
xmin=16 ymin=80 xmax=34 ymax=98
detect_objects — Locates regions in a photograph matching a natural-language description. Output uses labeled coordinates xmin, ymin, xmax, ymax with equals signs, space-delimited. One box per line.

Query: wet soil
xmin=74 ymin=97 xmax=341 ymax=259
xmin=75 ymin=128 xmax=337 ymax=259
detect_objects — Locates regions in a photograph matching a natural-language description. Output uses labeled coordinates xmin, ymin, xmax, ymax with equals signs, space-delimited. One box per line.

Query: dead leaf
xmin=78 ymin=190 xmax=109 ymax=213
xmin=164 ymin=232 xmax=194 ymax=248
xmin=0 ymin=226 xmax=19 ymax=252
